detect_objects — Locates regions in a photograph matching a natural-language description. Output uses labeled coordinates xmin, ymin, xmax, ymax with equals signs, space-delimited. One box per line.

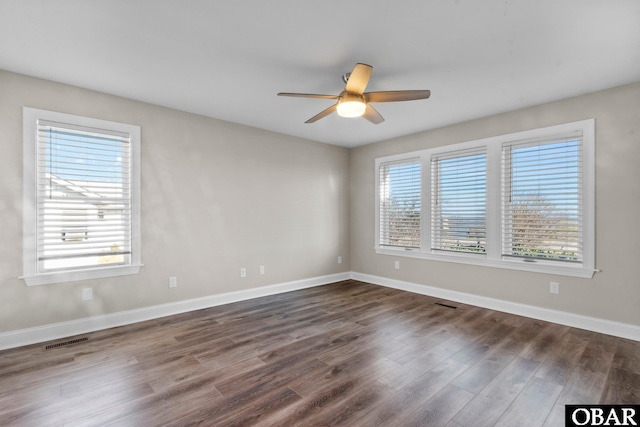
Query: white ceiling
xmin=1 ymin=1 xmax=639 ymax=147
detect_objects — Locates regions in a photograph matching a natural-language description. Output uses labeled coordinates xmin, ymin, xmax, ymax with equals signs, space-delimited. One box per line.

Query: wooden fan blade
xmin=278 ymin=93 xmax=339 ymax=99
xmin=362 ymin=103 xmax=385 ymax=124
xmin=345 ymin=63 xmax=372 ymax=95
xmin=364 ymin=90 xmax=431 ymax=103
xmin=305 ymin=103 xmax=338 ymax=123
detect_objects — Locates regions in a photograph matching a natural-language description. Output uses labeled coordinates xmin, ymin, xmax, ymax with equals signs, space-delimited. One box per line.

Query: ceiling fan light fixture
xmin=278 ymin=63 xmax=430 ymax=124
xmin=336 ymin=93 xmax=366 ymax=118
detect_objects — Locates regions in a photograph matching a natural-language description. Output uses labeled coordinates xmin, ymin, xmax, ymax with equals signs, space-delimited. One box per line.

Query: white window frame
xmin=375 ymin=119 xmax=595 ymax=278
xmin=22 ymin=107 xmax=142 ymax=285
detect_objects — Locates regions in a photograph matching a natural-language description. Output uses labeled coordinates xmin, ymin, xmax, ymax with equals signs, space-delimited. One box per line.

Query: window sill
xmin=374 ymin=247 xmax=595 ymax=279
xmin=22 ymin=264 xmax=143 ymax=286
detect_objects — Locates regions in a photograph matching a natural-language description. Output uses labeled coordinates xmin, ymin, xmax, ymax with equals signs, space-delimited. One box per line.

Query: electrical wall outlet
xmin=259 ymin=265 xmax=265 ymax=275
xmin=338 ymin=256 xmax=343 ymax=264
xmin=169 ymin=276 xmax=177 ymax=288
xmin=394 ymin=260 xmax=400 ymax=269
xmin=240 ymin=268 xmax=247 ymax=278
xmin=550 ymin=281 xmax=560 ymax=294
xmin=82 ymin=288 xmax=93 ymax=301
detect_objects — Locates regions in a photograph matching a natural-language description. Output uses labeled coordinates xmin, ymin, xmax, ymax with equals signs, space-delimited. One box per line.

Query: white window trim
xmin=375 ymin=119 xmax=595 ymax=278
xmin=22 ymin=107 xmax=142 ymax=286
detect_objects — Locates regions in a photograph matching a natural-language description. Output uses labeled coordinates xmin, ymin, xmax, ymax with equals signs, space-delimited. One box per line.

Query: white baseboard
xmin=2 ymin=271 xmax=637 ymax=351
xmin=351 ymin=272 xmax=640 ymax=342
xmin=0 ymin=272 xmax=350 ymax=351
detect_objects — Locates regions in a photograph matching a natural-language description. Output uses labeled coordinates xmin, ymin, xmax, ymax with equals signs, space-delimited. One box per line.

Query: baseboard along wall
xmin=350 ymin=272 xmax=640 ymax=342
xmin=0 ymin=272 xmax=350 ymax=351
xmin=1 ymin=271 xmax=638 ymax=351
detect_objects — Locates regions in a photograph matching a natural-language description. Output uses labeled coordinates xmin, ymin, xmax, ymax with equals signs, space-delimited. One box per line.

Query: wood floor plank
xmin=612 ymin=338 xmax=640 ymax=374
xmin=253 ymin=373 xmax=370 ymax=427
xmin=66 ymin=372 xmax=224 ymax=426
xmin=451 ymin=356 xmax=541 ymax=427
xmin=301 ymin=380 xmax=397 ymax=427
xmin=257 ymin=321 xmax=365 ymax=365
xmin=0 ymin=279 xmax=637 ymax=427
xmin=289 ymin=347 xmax=399 ymax=398
xmin=396 ymin=384 xmax=475 ymax=427
xmin=451 ymin=320 xmax=545 ymax=395
xmin=493 ymin=376 xmax=564 ymax=427
xmin=601 ymin=367 xmax=640 ymax=404
xmin=519 ymin=322 xmax=571 ymax=362
xmin=358 ymin=358 xmax=471 ymax=426
xmin=533 ymin=328 xmax=590 ymax=386
xmin=379 ymin=335 xmax=472 ymax=392
xmin=543 ymin=367 xmax=610 ymax=427
xmin=385 ymin=327 xmax=456 ymax=365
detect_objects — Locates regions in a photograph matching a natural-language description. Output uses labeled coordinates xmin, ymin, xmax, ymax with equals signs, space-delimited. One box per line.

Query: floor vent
xmin=434 ymin=302 xmax=458 ymax=309
xmin=44 ymin=337 xmax=89 ymax=350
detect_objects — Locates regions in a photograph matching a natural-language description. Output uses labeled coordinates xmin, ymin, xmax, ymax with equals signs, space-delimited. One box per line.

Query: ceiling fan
xmin=278 ymin=63 xmax=430 ymax=124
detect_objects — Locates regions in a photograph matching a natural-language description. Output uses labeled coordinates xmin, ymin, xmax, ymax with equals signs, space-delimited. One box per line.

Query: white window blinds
xmin=374 ymin=120 xmax=594 ymax=278
xmin=379 ymin=158 xmax=421 ymax=248
xmin=502 ymin=135 xmax=583 ymax=262
xmin=431 ymin=148 xmax=487 ymax=254
xmin=36 ymin=120 xmax=132 ymax=272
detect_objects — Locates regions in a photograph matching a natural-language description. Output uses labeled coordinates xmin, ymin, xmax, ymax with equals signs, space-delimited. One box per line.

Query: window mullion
xmin=485 ymin=143 xmax=502 ymax=261
xmin=421 ymin=155 xmax=430 ymax=252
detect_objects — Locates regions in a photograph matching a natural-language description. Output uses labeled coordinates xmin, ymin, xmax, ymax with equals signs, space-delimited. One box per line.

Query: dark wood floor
xmin=1 ymin=280 xmax=638 ymax=426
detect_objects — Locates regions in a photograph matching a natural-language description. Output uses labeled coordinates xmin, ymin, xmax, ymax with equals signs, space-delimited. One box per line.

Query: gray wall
xmin=350 ymin=82 xmax=640 ymax=326
xmin=2 ymin=69 xmax=638 ymax=336
xmin=0 ymin=70 xmax=350 ymax=333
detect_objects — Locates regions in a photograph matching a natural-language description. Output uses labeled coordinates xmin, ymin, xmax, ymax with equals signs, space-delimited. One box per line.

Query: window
xmin=502 ymin=137 xmax=583 ymax=262
xmin=23 ymin=108 xmax=141 ymax=285
xmin=375 ymin=119 xmax=595 ymax=278
xmin=378 ymin=158 xmax=421 ymax=249
xmin=431 ymin=148 xmax=486 ymax=254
